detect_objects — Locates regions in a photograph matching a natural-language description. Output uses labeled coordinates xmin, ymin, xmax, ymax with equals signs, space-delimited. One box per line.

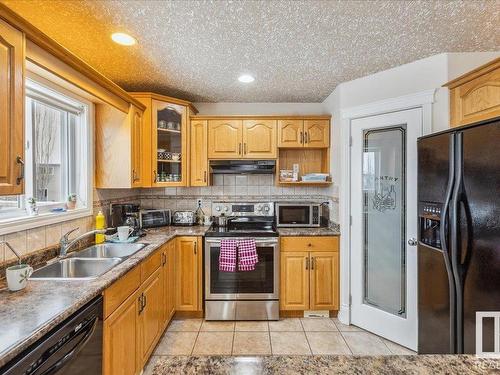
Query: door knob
xmin=408 ymin=238 xmax=417 ymax=246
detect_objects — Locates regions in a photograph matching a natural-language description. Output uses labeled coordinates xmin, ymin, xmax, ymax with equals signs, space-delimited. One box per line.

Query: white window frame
xmin=0 ymin=75 xmax=94 ymax=236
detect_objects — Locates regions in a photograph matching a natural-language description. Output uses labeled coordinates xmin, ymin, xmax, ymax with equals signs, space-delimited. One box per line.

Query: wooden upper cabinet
xmin=207 ymin=119 xmax=242 ymax=159
xmin=310 ymin=251 xmax=339 ymax=310
xmin=95 ymin=104 xmax=145 ymax=189
xmin=278 ymin=119 xmax=304 ymax=148
xmin=280 ymin=251 xmax=310 ymax=310
xmin=190 ymin=120 xmax=208 ymax=186
xmin=131 ymin=105 xmax=144 ymax=188
xmin=445 ymin=58 xmax=500 ymax=127
xmin=242 ymin=120 xmax=277 ymax=158
xmin=0 ymin=19 xmax=25 ymax=195
xmin=304 ymin=120 xmax=329 ymax=148
xmin=151 ymin=99 xmax=188 ymax=186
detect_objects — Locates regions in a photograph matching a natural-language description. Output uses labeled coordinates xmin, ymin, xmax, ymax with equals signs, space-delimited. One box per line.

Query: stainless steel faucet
xmin=0 ymin=241 xmax=22 ymax=265
xmin=59 ymin=228 xmax=108 ymax=258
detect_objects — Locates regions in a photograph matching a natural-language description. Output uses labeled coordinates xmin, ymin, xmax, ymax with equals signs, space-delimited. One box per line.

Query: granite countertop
xmin=0 ymin=225 xmax=340 ymax=368
xmin=277 ymin=225 xmax=340 ymax=236
xmin=150 ymin=355 xmax=500 ymax=374
xmin=0 ymin=226 xmax=209 ymax=368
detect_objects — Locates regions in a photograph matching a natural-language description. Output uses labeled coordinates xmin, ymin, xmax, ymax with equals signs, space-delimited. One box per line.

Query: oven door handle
xmin=205 ymin=239 xmax=278 ymax=246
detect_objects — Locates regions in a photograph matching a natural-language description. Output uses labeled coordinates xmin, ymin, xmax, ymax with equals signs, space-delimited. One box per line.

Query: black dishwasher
xmin=1 ymin=296 xmax=103 ymax=375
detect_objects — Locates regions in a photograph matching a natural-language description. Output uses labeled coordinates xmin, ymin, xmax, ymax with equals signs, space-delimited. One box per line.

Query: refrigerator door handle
xmin=450 ymin=132 xmax=464 ymax=354
xmin=440 ymin=132 xmax=457 ymax=354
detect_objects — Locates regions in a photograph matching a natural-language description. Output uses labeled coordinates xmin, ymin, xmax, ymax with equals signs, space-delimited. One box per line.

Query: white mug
xmin=7 ymin=264 xmax=33 ymax=292
xmin=117 ymin=226 xmax=133 ymax=242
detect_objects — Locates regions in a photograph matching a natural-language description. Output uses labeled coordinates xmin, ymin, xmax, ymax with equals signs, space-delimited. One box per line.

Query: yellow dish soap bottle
xmin=95 ymin=210 xmax=105 ymax=244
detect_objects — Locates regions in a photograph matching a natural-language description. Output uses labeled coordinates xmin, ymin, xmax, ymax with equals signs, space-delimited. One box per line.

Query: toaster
xmin=172 ymin=210 xmax=196 ymax=226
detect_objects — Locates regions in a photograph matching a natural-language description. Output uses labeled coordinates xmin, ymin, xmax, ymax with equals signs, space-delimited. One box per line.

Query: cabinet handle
xmin=138 ymin=294 xmax=144 ymax=314
xmin=244 ymin=143 xmax=247 ymax=155
xmin=143 ymin=294 xmax=147 ymax=310
xmin=300 ymin=131 xmax=303 ymax=144
xmin=203 ymin=171 xmax=207 ymax=183
xmin=153 ymin=170 xmax=157 ymax=183
xmin=132 ymin=169 xmax=139 ymax=182
xmin=239 ymin=143 xmax=242 ymax=155
xmin=194 ymin=241 xmax=197 ymax=255
xmin=305 ymin=132 xmax=309 ymax=144
xmin=16 ymin=156 xmax=25 ymax=185
xmin=305 ymin=257 xmax=309 ymax=270
xmin=311 ymin=257 xmax=314 ymax=270
xmin=162 ymin=253 xmax=167 ymax=266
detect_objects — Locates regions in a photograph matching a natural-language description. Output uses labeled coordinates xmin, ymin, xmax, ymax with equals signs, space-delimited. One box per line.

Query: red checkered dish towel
xmin=237 ymin=239 xmax=258 ymax=271
xmin=219 ymin=239 xmax=237 ymax=272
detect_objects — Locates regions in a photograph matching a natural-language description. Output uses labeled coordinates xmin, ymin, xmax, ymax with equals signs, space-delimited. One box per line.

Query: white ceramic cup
xmin=117 ymin=226 xmax=134 ymax=242
xmin=7 ymin=264 xmax=33 ymax=292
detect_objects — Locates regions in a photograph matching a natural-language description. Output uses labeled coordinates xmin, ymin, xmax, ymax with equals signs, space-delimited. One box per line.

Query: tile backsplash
xmin=140 ymin=174 xmax=339 ymax=221
xmin=0 ymin=175 xmax=338 ymax=266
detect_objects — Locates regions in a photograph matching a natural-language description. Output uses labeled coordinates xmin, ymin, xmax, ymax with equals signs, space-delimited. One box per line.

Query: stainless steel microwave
xmin=275 ymin=202 xmax=329 ymax=227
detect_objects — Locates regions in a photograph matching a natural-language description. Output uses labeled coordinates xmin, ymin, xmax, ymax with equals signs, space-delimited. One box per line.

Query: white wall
xmin=322 ymin=51 xmax=500 ymax=216
xmin=193 ymin=102 xmax=326 ymax=115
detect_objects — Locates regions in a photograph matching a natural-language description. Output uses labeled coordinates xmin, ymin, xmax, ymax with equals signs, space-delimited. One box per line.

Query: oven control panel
xmin=212 ymin=202 xmax=274 ymax=217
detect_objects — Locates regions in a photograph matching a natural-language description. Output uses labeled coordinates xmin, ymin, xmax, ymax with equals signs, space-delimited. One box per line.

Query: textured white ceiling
xmin=3 ymin=0 xmax=500 ymax=102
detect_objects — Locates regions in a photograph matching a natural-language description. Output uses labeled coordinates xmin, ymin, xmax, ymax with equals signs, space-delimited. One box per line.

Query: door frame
xmin=338 ymin=89 xmax=436 ymax=325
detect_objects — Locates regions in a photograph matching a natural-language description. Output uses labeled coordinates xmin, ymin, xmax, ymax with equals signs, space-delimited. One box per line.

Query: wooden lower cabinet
xmin=280 ymin=236 xmax=339 ymax=312
xmin=103 ymin=249 xmax=164 ymax=375
xmin=103 ymin=291 xmax=140 ymax=375
xmin=280 ymin=252 xmax=310 ymax=310
xmin=310 ymin=252 xmax=339 ymax=310
xmin=175 ymin=237 xmax=202 ymax=311
xmin=161 ymin=240 xmax=175 ymax=326
xmin=138 ymin=268 xmax=163 ymax=367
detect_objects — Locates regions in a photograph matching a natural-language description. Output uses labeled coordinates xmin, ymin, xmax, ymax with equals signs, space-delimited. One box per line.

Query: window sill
xmin=0 ymin=207 xmax=93 ymax=236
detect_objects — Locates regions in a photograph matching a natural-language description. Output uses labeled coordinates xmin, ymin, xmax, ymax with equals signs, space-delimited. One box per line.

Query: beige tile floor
xmin=150 ymin=317 xmax=416 ymax=358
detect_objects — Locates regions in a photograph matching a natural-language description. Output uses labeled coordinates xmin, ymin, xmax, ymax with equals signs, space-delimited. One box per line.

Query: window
xmin=0 ymin=78 xmax=92 ymax=228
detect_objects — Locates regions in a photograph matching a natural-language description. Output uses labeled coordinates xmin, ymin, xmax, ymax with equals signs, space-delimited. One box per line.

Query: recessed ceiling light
xmin=238 ymin=74 xmax=255 ymax=83
xmin=111 ymin=32 xmax=137 ymax=46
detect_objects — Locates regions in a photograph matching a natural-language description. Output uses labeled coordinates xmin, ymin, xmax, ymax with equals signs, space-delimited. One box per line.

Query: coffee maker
xmin=110 ymin=203 xmax=143 ymax=236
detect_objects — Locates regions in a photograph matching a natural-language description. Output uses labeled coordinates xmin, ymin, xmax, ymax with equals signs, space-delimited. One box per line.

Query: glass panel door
xmin=362 ymin=125 xmax=406 ymax=316
xmin=153 ymin=100 xmax=186 ymax=185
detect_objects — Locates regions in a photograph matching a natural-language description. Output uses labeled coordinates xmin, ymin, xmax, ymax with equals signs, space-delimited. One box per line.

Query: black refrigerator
xmin=417 ymin=117 xmax=500 ymax=354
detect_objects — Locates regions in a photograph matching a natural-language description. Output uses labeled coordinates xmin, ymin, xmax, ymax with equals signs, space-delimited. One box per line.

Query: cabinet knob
xmin=308 ymin=243 xmax=312 ymax=247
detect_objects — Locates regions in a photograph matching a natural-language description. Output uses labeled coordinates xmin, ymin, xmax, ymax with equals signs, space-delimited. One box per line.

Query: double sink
xmin=30 ymin=243 xmax=147 ymax=280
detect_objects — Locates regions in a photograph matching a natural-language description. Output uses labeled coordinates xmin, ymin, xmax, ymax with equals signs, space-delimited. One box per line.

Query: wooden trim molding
xmin=130 ymin=92 xmax=198 ymax=114
xmin=444 ymin=57 xmax=500 ymax=89
xmin=0 ymin=4 xmax=146 ymax=111
xmin=191 ymin=115 xmax=331 ymax=120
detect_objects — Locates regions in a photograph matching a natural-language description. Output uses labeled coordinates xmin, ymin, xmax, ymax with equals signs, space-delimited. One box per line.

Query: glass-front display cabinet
xmin=152 ymin=100 xmax=187 ymax=186
xmin=129 ymin=92 xmax=196 ymax=187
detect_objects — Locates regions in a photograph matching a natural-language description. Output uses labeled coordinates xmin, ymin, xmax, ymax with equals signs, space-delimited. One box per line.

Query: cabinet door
xmin=167 ymin=241 xmax=176 ymax=319
xmin=103 ymin=293 xmax=139 ymax=375
xmin=207 ymin=120 xmax=242 ymax=159
xmin=175 ymin=237 xmax=200 ymax=311
xmin=131 ymin=105 xmax=144 ymax=188
xmin=151 ymin=100 xmax=187 ymax=186
xmin=278 ymin=119 xmax=303 ymax=148
xmin=190 ymin=120 xmax=208 ymax=186
xmin=310 ymin=252 xmax=339 ymax=310
xmin=280 ymin=252 xmax=309 ymax=310
xmin=0 ymin=20 xmax=24 ymax=195
xmin=242 ymin=120 xmax=277 ymax=158
xmin=450 ymin=64 xmax=500 ymax=126
xmin=304 ymin=120 xmax=329 ymax=148
xmin=138 ymin=269 xmax=163 ymax=366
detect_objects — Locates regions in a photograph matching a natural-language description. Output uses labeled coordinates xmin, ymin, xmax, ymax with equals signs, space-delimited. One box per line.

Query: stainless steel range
xmin=204 ymin=201 xmax=279 ymax=320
